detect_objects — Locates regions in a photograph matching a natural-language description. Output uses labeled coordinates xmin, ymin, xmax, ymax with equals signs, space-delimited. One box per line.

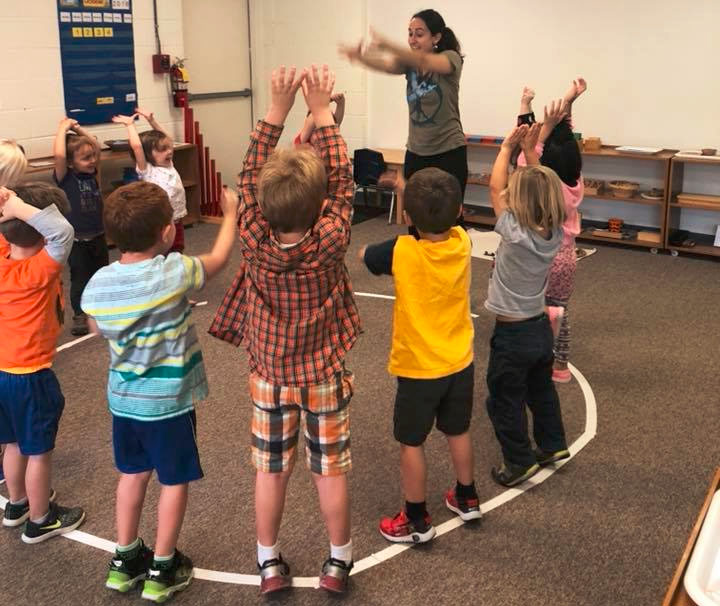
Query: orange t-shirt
xmin=0 ymin=234 xmax=65 ymax=372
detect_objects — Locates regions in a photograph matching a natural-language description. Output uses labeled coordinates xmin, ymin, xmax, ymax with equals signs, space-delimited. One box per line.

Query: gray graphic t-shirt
xmin=405 ymin=50 xmax=466 ymax=156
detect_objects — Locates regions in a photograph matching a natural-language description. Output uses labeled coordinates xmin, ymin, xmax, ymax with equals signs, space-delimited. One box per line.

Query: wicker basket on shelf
xmin=608 ymin=180 xmax=639 ymax=199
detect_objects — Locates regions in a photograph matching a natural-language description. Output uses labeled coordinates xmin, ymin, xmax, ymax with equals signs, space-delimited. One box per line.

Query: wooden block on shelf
xmin=590 ymin=229 xmax=624 ymax=240
xmin=637 ymin=231 xmax=662 ymax=244
xmin=676 ymin=193 xmax=720 ymax=206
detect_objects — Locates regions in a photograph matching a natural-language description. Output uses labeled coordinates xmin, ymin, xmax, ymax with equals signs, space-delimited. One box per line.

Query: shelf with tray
xmin=665 ymin=154 xmax=720 ymax=258
xmin=464 ymin=138 xmax=676 ymax=245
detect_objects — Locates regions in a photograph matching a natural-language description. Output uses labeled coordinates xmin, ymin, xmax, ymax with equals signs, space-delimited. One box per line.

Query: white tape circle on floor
xmin=0 ymin=292 xmax=597 ymax=589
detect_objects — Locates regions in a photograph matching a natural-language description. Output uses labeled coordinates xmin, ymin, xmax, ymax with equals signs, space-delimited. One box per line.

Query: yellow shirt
xmin=389 ymin=227 xmax=473 ymax=378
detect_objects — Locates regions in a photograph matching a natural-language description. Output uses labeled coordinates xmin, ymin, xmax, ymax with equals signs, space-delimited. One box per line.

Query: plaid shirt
xmin=210 ymin=120 xmax=361 ymax=386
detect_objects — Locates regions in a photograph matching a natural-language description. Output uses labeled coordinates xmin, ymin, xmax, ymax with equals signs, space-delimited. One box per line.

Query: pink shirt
xmin=518 ymin=143 xmax=584 ymax=248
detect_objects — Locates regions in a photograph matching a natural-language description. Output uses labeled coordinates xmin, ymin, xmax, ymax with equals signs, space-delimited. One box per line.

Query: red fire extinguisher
xmin=170 ymin=59 xmax=189 ymax=108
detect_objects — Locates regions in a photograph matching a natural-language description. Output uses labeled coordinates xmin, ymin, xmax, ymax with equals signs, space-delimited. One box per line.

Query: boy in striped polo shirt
xmin=81 ymin=181 xmax=239 ymax=602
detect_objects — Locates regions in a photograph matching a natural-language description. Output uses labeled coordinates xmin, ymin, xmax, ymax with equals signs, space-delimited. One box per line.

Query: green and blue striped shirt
xmin=81 ymin=253 xmax=208 ymax=421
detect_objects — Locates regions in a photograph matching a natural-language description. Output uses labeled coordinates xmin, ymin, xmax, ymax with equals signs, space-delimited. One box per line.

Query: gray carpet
xmin=1 ymin=217 xmax=719 ymax=606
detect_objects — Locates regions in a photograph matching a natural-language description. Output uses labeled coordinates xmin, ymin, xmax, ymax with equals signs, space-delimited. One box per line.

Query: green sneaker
xmin=106 ymin=539 xmax=154 ymax=592
xmin=534 ymin=447 xmax=570 ymax=466
xmin=141 ymin=550 xmax=193 ymax=602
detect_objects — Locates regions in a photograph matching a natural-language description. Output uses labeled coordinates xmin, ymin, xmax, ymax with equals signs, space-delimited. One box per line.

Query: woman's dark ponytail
xmin=412 ymin=9 xmax=463 ymax=57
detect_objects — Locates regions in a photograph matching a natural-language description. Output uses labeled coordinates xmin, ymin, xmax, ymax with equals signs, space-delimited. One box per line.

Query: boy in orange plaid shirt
xmin=210 ymin=64 xmax=360 ymax=594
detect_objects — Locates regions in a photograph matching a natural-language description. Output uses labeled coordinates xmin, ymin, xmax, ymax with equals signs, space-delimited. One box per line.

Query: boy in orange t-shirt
xmin=0 ymin=183 xmax=85 ymax=543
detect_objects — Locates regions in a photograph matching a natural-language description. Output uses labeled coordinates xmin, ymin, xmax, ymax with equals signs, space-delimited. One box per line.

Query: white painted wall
xmin=249 ymin=0 xmax=367 ymax=153
xmin=181 ymin=0 xmax=252 ymax=184
xmin=0 ymin=0 xmax=184 ymax=159
xmin=366 ymin=0 xmax=720 ymax=151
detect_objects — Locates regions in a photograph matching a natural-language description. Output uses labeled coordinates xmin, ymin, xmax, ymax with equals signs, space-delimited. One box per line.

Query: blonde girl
xmin=483 ymin=123 xmax=570 ymax=488
xmin=0 ymin=139 xmax=27 ymax=187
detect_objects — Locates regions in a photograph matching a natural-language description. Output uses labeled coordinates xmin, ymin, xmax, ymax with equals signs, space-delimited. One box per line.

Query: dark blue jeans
xmin=485 ymin=315 xmax=567 ymax=467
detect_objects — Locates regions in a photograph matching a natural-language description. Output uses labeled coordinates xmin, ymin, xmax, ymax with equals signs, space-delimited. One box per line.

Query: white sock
xmin=257 ymin=541 xmax=279 ymax=565
xmin=330 ymin=539 xmax=353 ymax=564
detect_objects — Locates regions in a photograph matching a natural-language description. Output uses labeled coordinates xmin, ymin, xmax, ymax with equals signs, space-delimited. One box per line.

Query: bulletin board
xmin=57 ymin=0 xmax=137 ymax=125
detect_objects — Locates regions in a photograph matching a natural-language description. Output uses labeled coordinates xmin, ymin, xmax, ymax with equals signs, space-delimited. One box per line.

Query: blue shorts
xmin=0 ymin=369 xmax=65 ymax=456
xmin=112 ymin=411 xmax=203 ymax=486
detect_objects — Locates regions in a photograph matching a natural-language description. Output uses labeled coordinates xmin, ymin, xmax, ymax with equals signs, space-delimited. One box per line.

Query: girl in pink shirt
xmin=516 ymin=78 xmax=587 ymax=383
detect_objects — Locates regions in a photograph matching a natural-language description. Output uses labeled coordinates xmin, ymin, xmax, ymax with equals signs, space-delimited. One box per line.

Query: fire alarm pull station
xmin=152 ymin=54 xmax=171 ymax=74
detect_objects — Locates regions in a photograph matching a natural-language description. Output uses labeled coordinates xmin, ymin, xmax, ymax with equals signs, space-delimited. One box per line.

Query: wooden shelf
xmin=672 ymin=154 xmax=720 ymax=166
xmin=578 ymin=232 xmax=661 ymax=249
xmin=670 ymin=201 xmax=720 ymax=212
xmin=581 ymin=145 xmax=677 ymax=160
xmin=584 ymin=191 xmax=664 ymax=205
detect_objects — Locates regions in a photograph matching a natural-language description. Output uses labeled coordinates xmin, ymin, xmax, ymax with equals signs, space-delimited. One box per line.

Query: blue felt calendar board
xmin=57 ymin=0 xmax=138 ymax=125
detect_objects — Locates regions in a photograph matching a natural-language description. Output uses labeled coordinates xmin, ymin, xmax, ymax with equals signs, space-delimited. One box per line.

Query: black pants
xmin=68 ymin=234 xmax=109 ymax=315
xmin=404 ymin=145 xmax=468 ymax=232
xmin=485 ymin=315 xmax=567 ymax=467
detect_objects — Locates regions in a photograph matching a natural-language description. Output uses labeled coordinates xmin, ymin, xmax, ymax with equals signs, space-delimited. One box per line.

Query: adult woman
xmin=340 ymin=9 xmax=467 ymax=206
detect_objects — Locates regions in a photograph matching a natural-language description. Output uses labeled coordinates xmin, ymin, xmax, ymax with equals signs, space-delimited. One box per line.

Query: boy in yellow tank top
xmin=359 ymin=167 xmax=480 ymax=544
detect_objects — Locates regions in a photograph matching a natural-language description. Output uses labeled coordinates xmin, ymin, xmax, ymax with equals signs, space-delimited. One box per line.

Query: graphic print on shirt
xmin=78 ymin=177 xmax=100 ymax=214
xmin=407 ymin=71 xmax=443 ymax=127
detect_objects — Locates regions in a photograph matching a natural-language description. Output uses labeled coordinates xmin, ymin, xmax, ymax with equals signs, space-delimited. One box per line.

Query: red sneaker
xmin=258 ymin=556 xmax=291 ymax=594
xmin=318 ymin=557 xmax=353 ymax=593
xmin=445 ymin=488 xmax=482 ymax=522
xmin=379 ymin=510 xmax=435 ymax=544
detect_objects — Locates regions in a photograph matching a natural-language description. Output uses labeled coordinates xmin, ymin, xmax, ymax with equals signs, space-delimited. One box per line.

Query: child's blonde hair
xmin=258 ymin=148 xmax=327 ymax=233
xmin=0 ymin=139 xmax=28 ymax=187
xmin=506 ymin=165 xmax=565 ymax=233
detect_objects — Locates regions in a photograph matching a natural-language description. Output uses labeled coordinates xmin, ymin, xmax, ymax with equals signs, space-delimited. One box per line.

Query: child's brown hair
xmin=104 ymin=181 xmax=173 ymax=252
xmin=66 ymin=134 xmax=98 ymax=166
xmin=130 ymin=130 xmax=170 ymax=165
xmin=404 ymin=167 xmax=461 ymax=234
xmin=506 ymin=165 xmax=565 ymax=233
xmin=258 ymin=148 xmax=327 ymax=233
xmin=0 ymin=182 xmax=70 ymax=247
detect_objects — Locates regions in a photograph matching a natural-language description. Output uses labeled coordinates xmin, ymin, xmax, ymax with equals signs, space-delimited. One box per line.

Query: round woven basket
xmin=608 ymin=180 xmax=639 ymax=198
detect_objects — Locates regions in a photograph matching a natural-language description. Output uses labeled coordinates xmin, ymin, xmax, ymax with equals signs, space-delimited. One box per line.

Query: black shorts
xmin=393 ymin=363 xmax=474 ymax=446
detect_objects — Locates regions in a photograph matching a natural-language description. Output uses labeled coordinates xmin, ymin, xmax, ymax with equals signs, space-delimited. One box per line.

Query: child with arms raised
xmin=113 ymin=109 xmax=188 ymax=254
xmin=209 ymin=64 xmax=360 ymax=594
xmin=517 ymin=79 xmax=588 ymax=383
xmin=53 ymin=117 xmax=109 ymax=336
xmin=81 ymin=181 xmax=239 ymax=602
xmin=484 ymin=123 xmax=570 ymax=487
xmin=359 ymin=167 xmax=480 ymax=544
xmin=0 ymin=183 xmax=86 ymax=543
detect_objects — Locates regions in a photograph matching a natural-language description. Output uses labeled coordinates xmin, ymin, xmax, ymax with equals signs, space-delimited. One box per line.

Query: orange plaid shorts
xmin=250 ymin=369 xmax=353 ymax=476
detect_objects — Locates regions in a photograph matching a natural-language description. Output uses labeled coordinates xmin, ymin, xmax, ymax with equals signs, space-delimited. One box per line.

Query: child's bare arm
xmin=72 ymin=123 xmax=101 ymax=154
xmin=112 ymin=114 xmax=145 ymax=171
xmin=490 ymin=125 xmax=527 ymax=216
xmin=519 ymin=86 xmax=535 ymax=116
xmin=135 ymin=108 xmax=170 ymax=142
xmin=539 ymin=99 xmax=568 ymax=144
xmin=332 ymin=93 xmax=345 ymax=126
xmin=562 ymin=77 xmax=587 ymax=118
xmin=198 ymin=187 xmax=239 ymax=279
xmin=0 ymin=189 xmax=74 ymax=264
xmin=265 ymin=65 xmax=307 ymax=126
xmin=520 ymin=123 xmax=542 ymax=166
xmin=298 ymin=113 xmax=315 ymax=144
xmin=53 ymin=117 xmax=77 ymax=182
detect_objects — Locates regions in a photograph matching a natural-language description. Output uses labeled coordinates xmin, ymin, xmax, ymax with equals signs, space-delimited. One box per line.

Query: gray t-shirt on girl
xmin=484 ymin=210 xmax=562 ymax=318
xmin=405 ymin=50 xmax=466 ymax=156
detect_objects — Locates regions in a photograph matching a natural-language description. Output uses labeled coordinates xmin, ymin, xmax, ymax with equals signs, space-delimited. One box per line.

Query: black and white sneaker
xmin=3 ymin=489 xmax=57 ymax=528
xmin=21 ymin=502 xmax=85 ymax=544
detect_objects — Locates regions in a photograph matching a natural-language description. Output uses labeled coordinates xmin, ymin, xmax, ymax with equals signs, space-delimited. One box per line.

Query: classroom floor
xmin=1 ymin=217 xmax=718 ymax=606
